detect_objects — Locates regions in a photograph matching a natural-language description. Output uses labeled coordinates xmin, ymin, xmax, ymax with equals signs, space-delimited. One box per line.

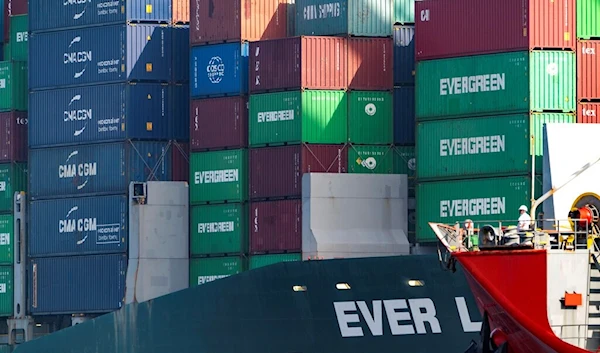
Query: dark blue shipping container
xmin=29 ymin=195 xmax=128 ymax=258
xmin=190 ymin=42 xmax=249 ymax=98
xmin=393 ymin=25 xmax=415 ymax=86
xmin=29 ymin=83 xmax=171 ymax=148
xmin=29 ymin=0 xmax=171 ymax=33
xmin=28 ymin=254 xmax=127 ymax=315
xmin=170 ymin=83 xmax=189 ymax=141
xmin=393 ymin=86 xmax=415 ymax=145
xmin=29 ymin=141 xmax=171 ymax=200
xmin=29 ymin=24 xmax=172 ymax=90
xmin=172 ymin=25 xmax=189 ymax=83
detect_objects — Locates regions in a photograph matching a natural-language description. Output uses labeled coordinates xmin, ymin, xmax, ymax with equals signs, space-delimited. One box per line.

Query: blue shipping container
xmin=393 ymin=25 xmax=415 ymax=86
xmin=29 ymin=24 xmax=172 ymax=90
xmin=29 ymin=0 xmax=172 ymax=33
xmin=29 ymin=195 xmax=128 ymax=258
xmin=394 ymin=86 xmax=415 ymax=145
xmin=28 ymin=254 xmax=127 ymax=315
xmin=172 ymin=25 xmax=189 ymax=83
xmin=29 ymin=141 xmax=172 ymax=200
xmin=170 ymin=83 xmax=189 ymax=141
xmin=190 ymin=42 xmax=249 ymax=98
xmin=29 ymin=83 xmax=171 ymax=148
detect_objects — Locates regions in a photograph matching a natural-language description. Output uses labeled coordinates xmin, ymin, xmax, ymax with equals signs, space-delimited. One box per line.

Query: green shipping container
xmin=0 ymin=216 xmax=12 ymax=265
xmin=577 ymin=0 xmax=600 ymax=39
xmin=348 ymin=145 xmax=394 ymax=173
xmin=0 ymin=266 xmax=12 ymax=317
xmin=416 ymin=51 xmax=576 ymax=120
xmin=394 ymin=0 xmax=415 ymax=24
xmin=189 ymin=256 xmax=247 ymax=287
xmin=190 ymin=203 xmax=248 ymax=256
xmin=295 ymin=0 xmax=392 ymax=37
xmin=416 ymin=175 xmax=542 ymax=242
xmin=249 ymin=253 xmax=302 ymax=269
xmin=7 ymin=15 xmax=28 ymax=61
xmin=416 ymin=113 xmax=575 ymax=181
xmin=348 ymin=91 xmax=393 ymax=145
xmin=0 ymin=163 xmax=26 ymax=213
xmin=249 ymin=90 xmax=347 ymax=147
xmin=190 ymin=150 xmax=248 ymax=204
xmin=2 ymin=44 xmax=9 ymax=62
xmin=0 ymin=61 xmax=27 ymax=112
xmin=392 ymin=146 xmax=415 ymax=197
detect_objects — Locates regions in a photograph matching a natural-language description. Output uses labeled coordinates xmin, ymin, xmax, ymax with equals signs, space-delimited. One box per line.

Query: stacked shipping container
xmin=414 ymin=0 xmax=577 ymax=242
xmin=27 ymin=0 xmax=190 ymax=315
xmin=576 ymin=3 xmax=600 ymax=122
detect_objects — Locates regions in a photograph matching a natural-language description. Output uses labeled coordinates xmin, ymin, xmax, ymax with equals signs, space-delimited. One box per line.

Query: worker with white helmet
xmin=517 ymin=205 xmax=531 ymax=232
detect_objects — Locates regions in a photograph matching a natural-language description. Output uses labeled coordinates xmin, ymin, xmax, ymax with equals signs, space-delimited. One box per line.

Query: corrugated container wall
xmin=394 ymin=0 xmax=414 ymax=24
xmin=29 ymin=24 xmax=172 ymax=90
xmin=348 ymin=91 xmax=393 ymax=145
xmin=28 ymin=196 xmax=128 ymax=258
xmin=29 ymin=141 xmax=172 ymax=200
xmin=172 ymin=26 xmax=190 ymax=83
xmin=0 ymin=61 xmax=27 ymax=111
xmin=295 ymin=0 xmax=393 ymax=37
xmin=578 ymin=103 xmax=600 ymax=123
xmin=392 ymin=145 xmax=415 ymax=197
xmin=172 ymin=0 xmax=189 ymax=24
xmin=416 ymin=51 xmax=576 ymax=120
xmin=347 ymin=145 xmax=394 ymax=174
xmin=170 ymin=142 xmax=189 ymax=182
xmin=393 ymin=86 xmax=415 ymax=145
xmin=577 ymin=0 xmax=600 ymax=39
xmin=189 ymin=256 xmax=247 ymax=287
xmin=415 ymin=0 xmax=575 ymax=61
xmin=249 ymin=144 xmax=348 ymax=200
xmin=249 ymin=90 xmax=348 ymax=146
xmin=416 ymin=176 xmax=542 ymax=242
xmin=0 ymin=112 xmax=27 ymax=162
xmin=29 ymin=0 xmax=172 ymax=33
xmin=190 ymin=0 xmax=288 ymax=45
xmin=189 ymin=149 xmax=248 ymax=204
xmin=393 ymin=25 xmax=415 ymax=86
xmin=0 ymin=266 xmax=12 ymax=317
xmin=190 ymin=203 xmax=248 ymax=256
xmin=28 ymin=254 xmax=127 ymax=315
xmin=4 ymin=0 xmax=26 ymax=42
xmin=348 ymin=38 xmax=393 ymax=90
xmin=190 ymin=42 xmax=249 ymax=98
xmin=6 ymin=15 xmax=27 ymax=62
xmin=416 ymin=113 xmax=575 ymax=181
xmin=190 ymin=97 xmax=248 ymax=151
xmin=249 ymin=37 xmax=348 ymax=93
xmin=577 ymin=40 xmax=600 ymax=100
xmin=250 ymin=199 xmax=301 ymax=254
xmin=29 ymin=83 xmax=171 ymax=148
xmin=170 ymin=83 xmax=190 ymax=141
xmin=249 ymin=253 xmax=301 ymax=269
xmin=0 ymin=0 xmax=4 ymax=42
xmin=0 ymin=163 xmax=26 ymax=212
xmin=0 ymin=215 xmax=13 ymax=264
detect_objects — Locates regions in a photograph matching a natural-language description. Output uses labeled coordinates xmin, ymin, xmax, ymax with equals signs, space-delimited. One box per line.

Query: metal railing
xmin=550 ymin=324 xmax=589 ymax=350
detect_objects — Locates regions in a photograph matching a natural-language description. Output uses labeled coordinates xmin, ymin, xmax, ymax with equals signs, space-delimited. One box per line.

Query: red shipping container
xmin=415 ymin=0 xmax=575 ymax=61
xmin=171 ymin=142 xmax=189 ymax=182
xmin=250 ymin=199 xmax=302 ymax=254
xmin=348 ymin=38 xmax=393 ymax=90
xmin=577 ymin=41 xmax=600 ymax=101
xmin=190 ymin=0 xmax=288 ymax=45
xmin=0 ymin=112 xmax=27 ymax=163
xmin=577 ymin=103 xmax=600 ymax=123
xmin=249 ymin=36 xmax=348 ymax=93
xmin=172 ymin=0 xmax=189 ymax=24
xmin=190 ymin=97 xmax=248 ymax=151
xmin=249 ymin=144 xmax=348 ymax=200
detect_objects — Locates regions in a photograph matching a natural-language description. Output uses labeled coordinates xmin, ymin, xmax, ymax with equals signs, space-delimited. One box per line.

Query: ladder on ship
xmin=588 ymin=251 xmax=600 ymax=351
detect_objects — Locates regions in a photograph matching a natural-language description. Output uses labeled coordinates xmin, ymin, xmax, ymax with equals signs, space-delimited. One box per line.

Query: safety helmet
xmin=519 ymin=205 xmax=528 ymax=212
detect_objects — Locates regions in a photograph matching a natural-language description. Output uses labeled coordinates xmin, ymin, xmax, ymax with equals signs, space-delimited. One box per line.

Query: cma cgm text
xmin=440 ymin=135 xmax=505 ymax=156
xmin=59 ymin=163 xmax=98 ymax=178
xmin=440 ymin=73 xmax=505 ymax=95
xmin=440 ymin=197 xmax=506 ymax=217
xmin=59 ymin=218 xmax=97 ymax=233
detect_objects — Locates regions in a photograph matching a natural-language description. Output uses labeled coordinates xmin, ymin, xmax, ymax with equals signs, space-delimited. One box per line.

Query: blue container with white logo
xmin=29 ymin=83 xmax=171 ymax=148
xmin=172 ymin=25 xmax=189 ymax=83
xmin=393 ymin=86 xmax=415 ymax=145
xmin=29 ymin=195 xmax=128 ymax=258
xmin=29 ymin=0 xmax=172 ymax=33
xmin=29 ymin=24 xmax=172 ymax=90
xmin=29 ymin=141 xmax=172 ymax=200
xmin=190 ymin=42 xmax=249 ymax=98
xmin=29 ymin=254 xmax=127 ymax=315
xmin=170 ymin=83 xmax=189 ymax=141
xmin=393 ymin=25 xmax=415 ymax=86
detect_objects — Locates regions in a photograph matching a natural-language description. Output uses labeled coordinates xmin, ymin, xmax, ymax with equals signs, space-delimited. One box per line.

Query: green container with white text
xmin=190 ymin=203 xmax=248 ymax=256
xmin=0 ymin=61 xmax=27 ymax=112
xmin=249 ymin=253 xmax=302 ymax=269
xmin=348 ymin=91 xmax=393 ymax=145
xmin=189 ymin=256 xmax=247 ymax=287
xmin=190 ymin=150 xmax=248 ymax=204
xmin=7 ymin=15 xmax=28 ymax=61
xmin=348 ymin=145 xmax=394 ymax=174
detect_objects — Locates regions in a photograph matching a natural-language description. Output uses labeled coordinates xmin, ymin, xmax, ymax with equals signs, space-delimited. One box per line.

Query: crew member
xmin=517 ymin=205 xmax=531 ymax=232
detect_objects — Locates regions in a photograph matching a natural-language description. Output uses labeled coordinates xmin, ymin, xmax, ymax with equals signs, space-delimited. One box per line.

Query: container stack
xmin=187 ymin=0 xmax=290 ymax=287
xmin=414 ymin=0 xmax=576 ymax=243
xmin=576 ymin=2 xmax=600 ymax=124
xmin=0 ymin=0 xmax=29 ymax=319
xmin=26 ymin=1 xmax=189 ymax=316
